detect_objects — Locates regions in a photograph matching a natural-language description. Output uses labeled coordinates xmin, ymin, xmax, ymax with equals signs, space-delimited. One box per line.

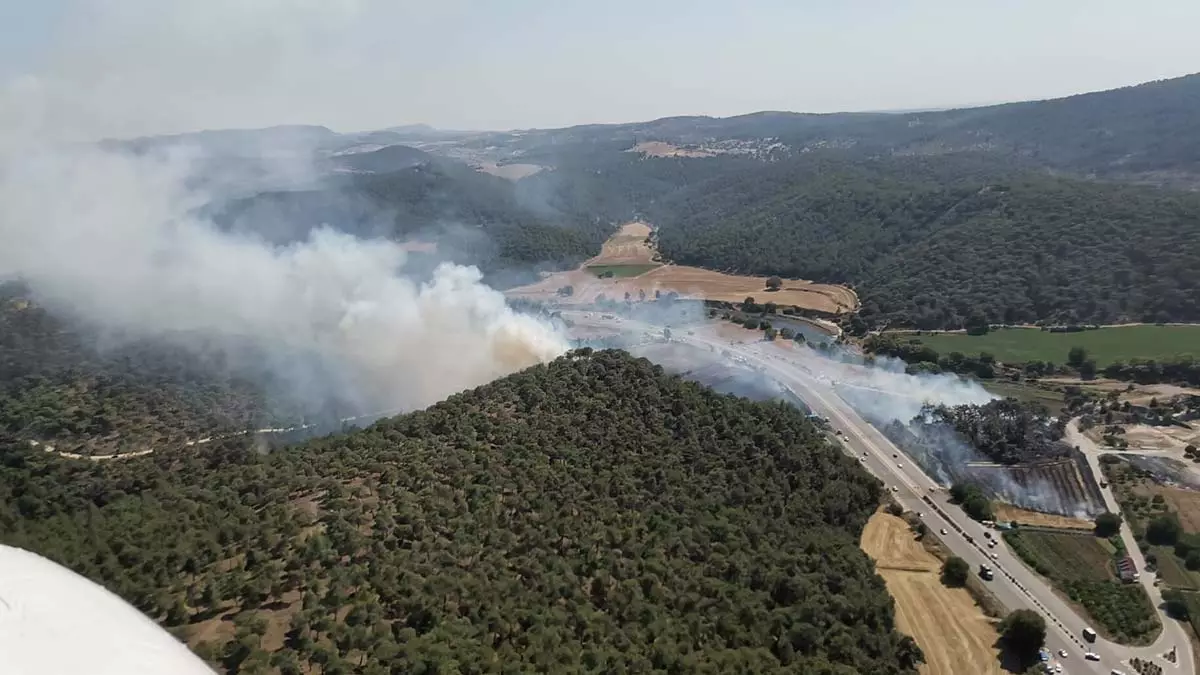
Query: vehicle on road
xmin=1058 ymin=650 xmax=1067 ymax=658
xmin=891 ymin=486 xmax=899 ymax=492
xmin=897 ymin=463 xmax=902 ymax=468
xmin=892 ymin=453 xmax=898 ymax=458
xmin=1083 ymin=627 xmax=1097 ymax=642
xmin=940 ymin=528 xmax=947 ymax=535
xmin=979 ymin=564 xmax=994 ymax=581
xmin=1084 ymin=652 xmax=1099 ymax=661
xmin=984 ymin=531 xmax=992 ymax=539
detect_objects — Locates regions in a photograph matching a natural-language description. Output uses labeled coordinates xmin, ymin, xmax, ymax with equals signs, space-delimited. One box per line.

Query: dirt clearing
xmin=627 ymin=141 xmax=715 ymax=158
xmin=1123 ymin=424 xmax=1200 ymax=453
xmin=992 ymin=503 xmax=1094 ymax=530
xmin=475 ymin=162 xmax=544 ymax=180
xmin=860 ymin=511 xmax=1002 ymax=675
xmin=589 ymin=221 xmax=657 ymax=265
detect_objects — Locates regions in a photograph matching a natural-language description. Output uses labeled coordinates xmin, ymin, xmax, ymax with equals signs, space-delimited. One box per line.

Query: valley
xmin=6 ymin=64 xmax=1200 ymax=675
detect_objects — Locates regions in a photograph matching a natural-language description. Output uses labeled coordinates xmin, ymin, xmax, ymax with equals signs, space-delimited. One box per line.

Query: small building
xmin=1116 ymin=556 xmax=1138 ymax=583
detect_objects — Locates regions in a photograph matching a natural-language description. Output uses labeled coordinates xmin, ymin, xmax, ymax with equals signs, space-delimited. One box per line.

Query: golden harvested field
xmin=588 ymin=221 xmax=657 ymax=265
xmin=992 ymin=503 xmax=1093 ymax=530
xmin=506 ymin=221 xmax=859 ymax=314
xmin=860 ymin=512 xmax=1002 ymax=675
xmin=508 ymin=265 xmax=857 ymax=314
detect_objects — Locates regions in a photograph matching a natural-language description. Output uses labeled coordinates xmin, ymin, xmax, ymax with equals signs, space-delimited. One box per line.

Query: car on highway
xmin=990 ymin=552 xmax=998 ymax=559
xmin=1057 ymin=650 xmax=1067 ymax=659
xmin=940 ymin=528 xmax=947 ymax=535
xmin=891 ymin=486 xmax=899 ymax=492
xmin=1084 ymin=652 xmax=1099 ymax=661
xmin=897 ymin=463 xmax=903 ymax=468
xmin=892 ymin=453 xmax=898 ymax=459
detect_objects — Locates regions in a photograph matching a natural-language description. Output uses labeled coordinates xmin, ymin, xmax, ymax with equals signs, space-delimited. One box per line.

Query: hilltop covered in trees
xmin=642 ymin=157 xmax=1200 ymax=329
xmin=1 ymin=350 xmax=922 ymax=674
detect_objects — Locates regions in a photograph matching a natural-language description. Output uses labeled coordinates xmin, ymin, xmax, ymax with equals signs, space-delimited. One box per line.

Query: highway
xmin=568 ymin=311 xmax=1193 ymax=675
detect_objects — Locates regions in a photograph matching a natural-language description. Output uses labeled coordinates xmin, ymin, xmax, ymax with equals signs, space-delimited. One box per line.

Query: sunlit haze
xmin=2 ymin=0 xmax=1199 ymax=138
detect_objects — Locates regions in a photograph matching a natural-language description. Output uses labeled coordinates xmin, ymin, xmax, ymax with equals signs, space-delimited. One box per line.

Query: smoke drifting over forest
xmin=0 ymin=2 xmax=568 ymax=420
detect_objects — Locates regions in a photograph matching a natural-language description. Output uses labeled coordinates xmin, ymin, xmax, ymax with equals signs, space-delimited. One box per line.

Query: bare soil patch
xmin=628 ymin=141 xmax=715 ymax=158
xmin=1040 ymin=378 xmax=1200 ymax=404
xmin=860 ymin=511 xmax=1003 ymax=675
xmin=1123 ymin=424 xmax=1200 ymax=453
xmin=992 ymin=503 xmax=1093 ymax=530
xmin=475 ymin=162 xmax=544 ymax=180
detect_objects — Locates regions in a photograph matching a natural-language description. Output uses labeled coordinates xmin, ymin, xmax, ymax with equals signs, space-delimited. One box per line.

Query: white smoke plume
xmin=0 ymin=1 xmax=568 ymax=419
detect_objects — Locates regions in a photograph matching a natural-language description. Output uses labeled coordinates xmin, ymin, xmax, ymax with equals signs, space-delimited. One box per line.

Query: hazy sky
xmin=3 ymin=0 xmax=1199 ymax=137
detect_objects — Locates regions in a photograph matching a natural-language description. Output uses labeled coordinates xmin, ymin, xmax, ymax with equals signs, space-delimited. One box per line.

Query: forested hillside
xmin=214 ymin=157 xmax=611 ymax=285
xmin=1 ymin=349 xmax=922 ymax=675
xmin=0 ymin=284 xmax=294 ymax=455
xmin=645 ymin=156 xmax=1200 ymax=328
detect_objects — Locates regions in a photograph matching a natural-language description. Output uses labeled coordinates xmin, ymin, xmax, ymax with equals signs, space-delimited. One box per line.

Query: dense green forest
xmin=640 ymin=156 xmax=1200 ymax=328
xmin=1 ymin=349 xmax=922 ymax=675
xmin=0 ymin=284 xmax=295 ymax=455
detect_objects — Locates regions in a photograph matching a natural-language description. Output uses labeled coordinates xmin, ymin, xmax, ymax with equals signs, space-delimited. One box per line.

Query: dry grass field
xmin=506 ymin=221 xmax=859 ymax=314
xmin=1158 ymin=486 xmax=1200 ymax=533
xmin=860 ymin=511 xmax=1002 ymax=675
xmin=992 ymin=503 xmax=1093 ymax=530
xmin=588 ymin=221 xmax=657 ymax=265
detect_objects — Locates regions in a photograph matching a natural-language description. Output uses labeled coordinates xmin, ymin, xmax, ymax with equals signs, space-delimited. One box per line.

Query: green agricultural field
xmin=1005 ymin=529 xmax=1160 ymax=645
xmin=908 ymin=325 xmax=1200 ymax=366
xmin=584 ymin=264 xmax=661 ymax=278
xmin=1004 ymin=530 xmax=1113 ymax=581
xmin=979 ymin=380 xmax=1066 ymax=409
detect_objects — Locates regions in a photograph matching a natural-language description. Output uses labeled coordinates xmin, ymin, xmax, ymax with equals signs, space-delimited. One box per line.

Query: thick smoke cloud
xmin=0 ymin=1 xmax=567 ymax=420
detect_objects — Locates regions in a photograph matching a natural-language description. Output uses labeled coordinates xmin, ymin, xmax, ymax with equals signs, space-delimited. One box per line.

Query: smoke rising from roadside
xmin=802 ymin=349 xmax=1096 ymax=515
xmin=0 ymin=2 xmax=568 ymax=420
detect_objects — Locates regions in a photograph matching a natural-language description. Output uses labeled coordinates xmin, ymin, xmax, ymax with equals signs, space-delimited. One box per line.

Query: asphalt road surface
xmin=568 ymin=312 xmax=1193 ymax=675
